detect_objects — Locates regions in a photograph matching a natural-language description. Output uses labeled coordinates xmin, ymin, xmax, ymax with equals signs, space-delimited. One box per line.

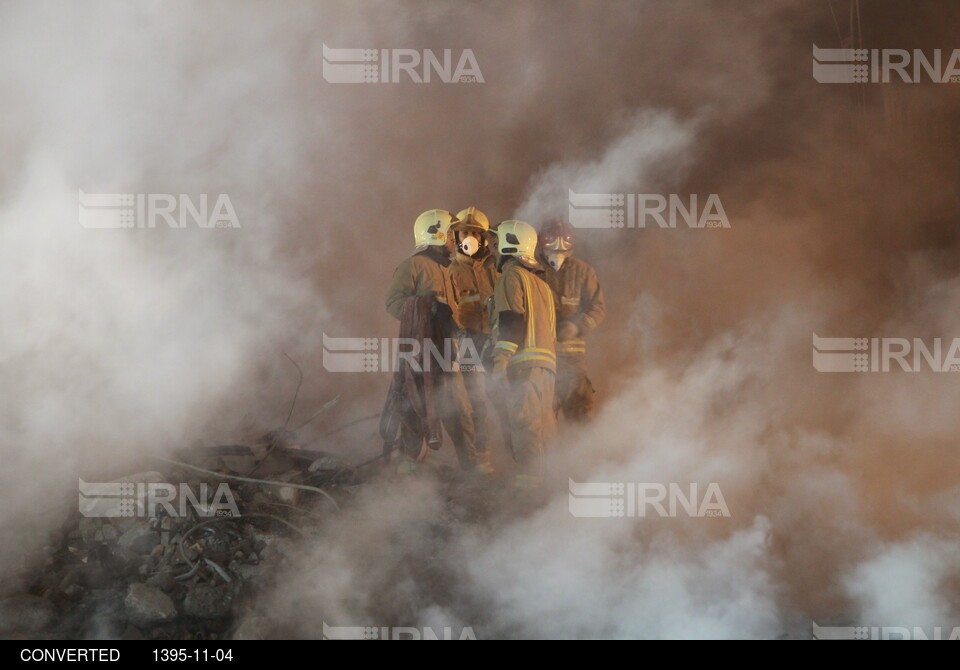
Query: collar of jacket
xmin=414 ymin=245 xmax=452 ymax=267
xmin=454 ymin=250 xmax=489 ymax=265
xmin=499 ymin=255 xmax=544 ymax=275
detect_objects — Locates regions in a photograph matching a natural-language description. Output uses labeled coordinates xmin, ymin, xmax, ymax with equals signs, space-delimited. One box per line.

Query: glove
xmin=557 ymin=320 xmax=580 ymax=342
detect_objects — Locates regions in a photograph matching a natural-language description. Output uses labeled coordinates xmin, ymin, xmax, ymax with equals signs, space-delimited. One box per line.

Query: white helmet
xmin=413 ymin=209 xmax=457 ymax=249
xmin=495 ymin=220 xmax=540 ymax=269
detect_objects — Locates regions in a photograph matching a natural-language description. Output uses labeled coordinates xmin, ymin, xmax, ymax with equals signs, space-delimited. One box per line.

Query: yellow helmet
xmin=453 ymin=206 xmax=490 ymax=232
xmin=496 ymin=220 xmax=540 ymax=269
xmin=413 ymin=209 xmax=457 ymax=249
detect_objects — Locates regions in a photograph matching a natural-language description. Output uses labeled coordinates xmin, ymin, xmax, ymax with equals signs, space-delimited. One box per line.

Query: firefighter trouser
xmin=400 ymin=369 xmax=478 ymax=469
xmin=555 ymin=355 xmax=595 ymax=422
xmin=505 ymin=366 xmax=556 ymax=476
xmin=460 ymin=366 xmax=490 ymax=460
xmin=442 ymin=367 xmax=479 ymax=469
xmin=487 ymin=385 xmax=513 ymax=457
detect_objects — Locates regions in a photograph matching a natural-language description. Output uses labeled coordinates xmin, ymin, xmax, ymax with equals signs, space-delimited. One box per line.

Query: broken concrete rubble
xmin=124 ymin=583 xmax=177 ymax=625
xmin=0 ymin=417 xmax=362 ymax=640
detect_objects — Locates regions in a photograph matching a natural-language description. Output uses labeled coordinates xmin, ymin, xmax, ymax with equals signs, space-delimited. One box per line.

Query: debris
xmin=153 ymin=456 xmax=340 ymax=511
xmin=277 ymin=486 xmax=300 ymax=505
xmin=7 ymin=380 xmax=375 ymax=639
xmin=124 ymin=583 xmax=177 ymax=625
xmin=118 ymin=524 xmax=159 ymax=555
xmin=229 ymin=560 xmax=261 ymax=581
xmin=203 ymin=558 xmax=232 ymax=583
xmin=145 ymin=572 xmax=177 ymax=593
xmin=307 ymin=455 xmax=341 ymax=473
xmin=182 ymin=584 xmax=234 ymax=620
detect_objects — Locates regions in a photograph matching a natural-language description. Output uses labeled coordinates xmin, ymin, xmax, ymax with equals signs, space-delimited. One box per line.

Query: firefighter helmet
xmin=496 ymin=220 xmax=540 ymax=269
xmin=453 ymin=206 xmax=490 ymax=232
xmin=453 ymin=207 xmax=490 ymax=256
xmin=413 ymin=209 xmax=457 ymax=249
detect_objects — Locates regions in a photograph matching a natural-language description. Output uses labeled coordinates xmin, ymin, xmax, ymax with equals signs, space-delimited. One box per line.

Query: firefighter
xmin=384 ymin=209 xmax=480 ymax=474
xmin=490 ymin=220 xmax=557 ymax=488
xmin=447 ymin=207 xmax=498 ymax=474
xmin=481 ymin=220 xmax=514 ymax=458
xmin=536 ymin=219 xmax=605 ymax=422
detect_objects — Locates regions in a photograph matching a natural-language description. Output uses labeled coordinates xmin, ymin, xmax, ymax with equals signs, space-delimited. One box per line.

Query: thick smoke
xmin=2 ymin=0 xmax=959 ymax=638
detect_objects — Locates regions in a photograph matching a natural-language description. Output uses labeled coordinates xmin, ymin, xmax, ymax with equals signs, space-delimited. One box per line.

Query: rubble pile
xmin=0 ymin=433 xmax=360 ymax=640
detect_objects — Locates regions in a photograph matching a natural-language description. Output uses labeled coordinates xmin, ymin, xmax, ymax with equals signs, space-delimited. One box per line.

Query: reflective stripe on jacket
xmin=541 ymin=256 xmax=604 ymax=358
xmin=493 ymin=258 xmax=557 ymax=372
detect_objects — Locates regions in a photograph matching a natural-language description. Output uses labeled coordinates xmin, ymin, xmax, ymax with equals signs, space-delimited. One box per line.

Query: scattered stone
xmin=145 ymin=572 xmax=177 ymax=593
xmin=308 ymin=455 xmax=341 ymax=473
xmin=124 ymin=583 xmax=177 ymax=625
xmin=7 ymin=435 xmax=339 ymax=639
xmin=277 ymin=486 xmax=300 ymax=505
xmin=228 ymin=560 xmax=262 ymax=581
xmin=182 ymin=585 xmax=233 ymax=620
xmin=77 ymin=564 xmax=113 ymax=590
xmin=118 ymin=525 xmax=159 ymax=555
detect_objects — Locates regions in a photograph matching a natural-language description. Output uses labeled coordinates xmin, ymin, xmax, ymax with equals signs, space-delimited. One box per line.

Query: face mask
xmin=546 ymin=251 xmax=568 ymax=270
xmin=459 ymin=235 xmax=480 ymax=257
